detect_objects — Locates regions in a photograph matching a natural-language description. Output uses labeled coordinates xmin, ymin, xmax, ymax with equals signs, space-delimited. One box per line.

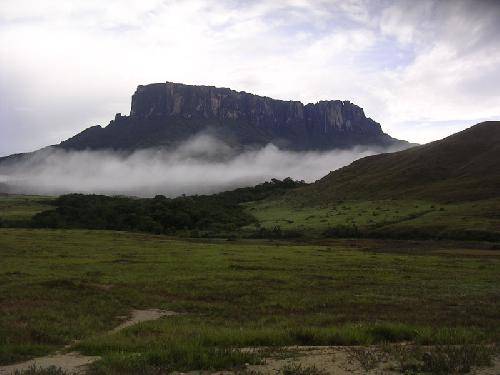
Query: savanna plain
xmin=0 ymin=195 xmax=499 ymax=374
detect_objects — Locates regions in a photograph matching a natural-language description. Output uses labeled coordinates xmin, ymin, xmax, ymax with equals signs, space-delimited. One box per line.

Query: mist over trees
xmin=0 ymin=134 xmax=401 ymax=197
xmin=31 ymin=178 xmax=305 ymax=235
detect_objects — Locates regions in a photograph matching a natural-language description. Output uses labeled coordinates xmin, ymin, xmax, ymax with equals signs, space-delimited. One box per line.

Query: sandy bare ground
xmin=245 ymin=346 xmax=400 ymax=375
xmin=189 ymin=346 xmax=500 ymax=375
xmin=2 ymin=323 xmax=498 ymax=374
xmin=0 ymin=309 xmax=179 ymax=375
xmin=2 ymin=343 xmax=498 ymax=374
xmin=0 ymin=352 xmax=98 ymax=375
xmin=111 ymin=308 xmax=178 ymax=332
xmin=244 ymin=346 xmax=500 ymax=375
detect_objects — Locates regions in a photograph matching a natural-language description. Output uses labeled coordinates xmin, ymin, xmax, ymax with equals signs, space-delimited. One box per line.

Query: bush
xmin=323 ymin=224 xmax=360 ymax=238
xmin=14 ymin=366 xmax=68 ymax=375
xmin=387 ymin=344 xmax=494 ymax=375
xmin=279 ymin=363 xmax=326 ymax=375
xmin=30 ymin=178 xmax=306 ymax=237
xmin=420 ymin=345 xmax=493 ymax=374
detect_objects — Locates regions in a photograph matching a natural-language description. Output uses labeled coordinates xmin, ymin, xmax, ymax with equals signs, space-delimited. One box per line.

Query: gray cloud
xmin=1 ymin=0 xmax=499 ymax=155
xmin=0 ymin=134 xmax=404 ymax=197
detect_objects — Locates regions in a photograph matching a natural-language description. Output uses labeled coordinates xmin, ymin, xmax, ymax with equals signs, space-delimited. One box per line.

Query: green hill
xmin=303 ymin=121 xmax=499 ymax=203
xmin=248 ymin=122 xmax=500 ymax=240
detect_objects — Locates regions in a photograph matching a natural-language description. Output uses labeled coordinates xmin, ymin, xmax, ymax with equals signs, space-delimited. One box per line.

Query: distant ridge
xmin=299 ymin=121 xmax=500 ymax=202
xmin=57 ymin=81 xmax=407 ymax=151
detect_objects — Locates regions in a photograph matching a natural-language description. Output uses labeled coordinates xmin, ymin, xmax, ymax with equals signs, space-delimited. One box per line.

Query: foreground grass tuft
xmin=13 ymin=365 xmax=68 ymax=375
xmin=387 ymin=344 xmax=495 ymax=374
xmin=88 ymin=346 xmax=261 ymax=375
xmin=1 ymin=228 xmax=499 ymax=370
xmin=346 ymin=347 xmax=388 ymax=371
xmin=278 ymin=363 xmax=326 ymax=375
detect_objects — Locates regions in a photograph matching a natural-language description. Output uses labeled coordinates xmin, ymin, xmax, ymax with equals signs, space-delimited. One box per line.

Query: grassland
xmin=246 ymin=198 xmax=500 ymax=240
xmin=246 ymin=199 xmax=439 ymax=233
xmin=1 ymin=228 xmax=499 ymax=373
xmin=0 ymin=196 xmax=54 ymax=225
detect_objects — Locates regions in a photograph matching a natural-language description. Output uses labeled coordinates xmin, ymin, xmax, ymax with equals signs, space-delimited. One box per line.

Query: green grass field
xmin=246 ymin=198 xmax=500 ymax=240
xmin=246 ymin=199 xmax=438 ymax=231
xmin=0 ymin=195 xmax=54 ymax=223
xmin=1 ymin=228 xmax=499 ymax=373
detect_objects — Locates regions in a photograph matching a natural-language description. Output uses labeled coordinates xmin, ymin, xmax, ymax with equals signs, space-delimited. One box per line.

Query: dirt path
xmin=111 ymin=308 xmax=178 ymax=332
xmin=0 ymin=352 xmax=98 ymax=375
xmin=2 ymin=324 xmax=498 ymax=374
xmin=3 ymin=342 xmax=498 ymax=374
xmin=0 ymin=309 xmax=179 ymax=375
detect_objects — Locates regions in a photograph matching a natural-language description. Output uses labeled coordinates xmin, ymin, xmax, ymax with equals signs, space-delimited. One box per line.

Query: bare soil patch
xmin=0 ymin=309 xmax=178 ymax=375
xmin=0 ymin=352 xmax=97 ymax=375
xmin=184 ymin=346 xmax=500 ymax=375
xmin=111 ymin=308 xmax=179 ymax=333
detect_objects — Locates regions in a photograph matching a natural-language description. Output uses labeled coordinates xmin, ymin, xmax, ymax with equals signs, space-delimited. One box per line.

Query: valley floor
xmin=1 ymin=229 xmax=499 ymax=374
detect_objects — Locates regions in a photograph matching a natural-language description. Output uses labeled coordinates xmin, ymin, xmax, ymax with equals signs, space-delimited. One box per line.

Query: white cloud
xmin=0 ymin=134 xmax=402 ymax=197
xmin=372 ymin=0 xmax=500 ymax=142
xmin=1 ymin=0 xmax=499 ymax=154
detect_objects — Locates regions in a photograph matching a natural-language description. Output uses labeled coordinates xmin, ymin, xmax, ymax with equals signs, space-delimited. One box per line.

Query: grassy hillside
xmin=1 ymin=229 xmax=499 ymax=373
xmin=300 ymin=121 xmax=500 ymax=203
xmin=243 ymin=122 xmax=500 ymax=241
xmin=246 ymin=198 xmax=500 ymax=240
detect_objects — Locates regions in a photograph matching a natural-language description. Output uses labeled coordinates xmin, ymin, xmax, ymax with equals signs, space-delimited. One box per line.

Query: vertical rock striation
xmin=59 ymin=81 xmax=405 ymax=150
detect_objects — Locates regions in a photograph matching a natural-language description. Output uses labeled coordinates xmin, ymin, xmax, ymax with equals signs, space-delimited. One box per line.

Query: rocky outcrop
xmin=59 ymin=81 xmax=406 ymax=151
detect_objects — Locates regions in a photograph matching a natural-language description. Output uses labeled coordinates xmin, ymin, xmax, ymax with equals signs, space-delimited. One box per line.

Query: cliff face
xmin=59 ymin=81 xmax=404 ymax=151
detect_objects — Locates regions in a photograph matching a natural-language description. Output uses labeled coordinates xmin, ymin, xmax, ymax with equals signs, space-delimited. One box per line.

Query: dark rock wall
xmin=60 ymin=81 xmax=402 ymax=151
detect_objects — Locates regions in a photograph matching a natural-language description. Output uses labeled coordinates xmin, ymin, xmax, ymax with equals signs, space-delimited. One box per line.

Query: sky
xmin=1 ymin=0 xmax=499 ymax=156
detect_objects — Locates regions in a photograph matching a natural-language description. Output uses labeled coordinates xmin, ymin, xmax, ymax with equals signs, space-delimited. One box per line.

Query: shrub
xmin=14 ymin=366 xmax=68 ymax=375
xmin=323 ymin=224 xmax=360 ymax=238
xmin=279 ymin=363 xmax=326 ymax=375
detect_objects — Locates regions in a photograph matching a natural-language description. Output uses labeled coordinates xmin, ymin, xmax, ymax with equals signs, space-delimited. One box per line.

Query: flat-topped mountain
xmin=58 ymin=81 xmax=406 ymax=151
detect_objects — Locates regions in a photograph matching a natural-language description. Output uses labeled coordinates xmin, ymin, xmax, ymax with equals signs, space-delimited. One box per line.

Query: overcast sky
xmin=1 ymin=0 xmax=499 ymax=156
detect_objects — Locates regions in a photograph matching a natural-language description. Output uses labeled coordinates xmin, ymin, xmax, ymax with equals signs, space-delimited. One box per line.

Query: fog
xmin=0 ymin=135 xmax=403 ymax=197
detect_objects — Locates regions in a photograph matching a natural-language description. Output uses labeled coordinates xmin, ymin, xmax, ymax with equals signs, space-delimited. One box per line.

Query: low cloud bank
xmin=0 ymin=135 xmax=403 ymax=197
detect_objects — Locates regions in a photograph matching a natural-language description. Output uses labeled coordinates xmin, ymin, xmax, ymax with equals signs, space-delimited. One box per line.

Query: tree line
xmin=31 ymin=178 xmax=306 ymax=235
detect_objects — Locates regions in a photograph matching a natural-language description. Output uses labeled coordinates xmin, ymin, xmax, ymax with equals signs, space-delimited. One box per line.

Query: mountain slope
xmin=58 ymin=81 xmax=406 ymax=151
xmin=300 ymin=121 xmax=500 ymax=202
